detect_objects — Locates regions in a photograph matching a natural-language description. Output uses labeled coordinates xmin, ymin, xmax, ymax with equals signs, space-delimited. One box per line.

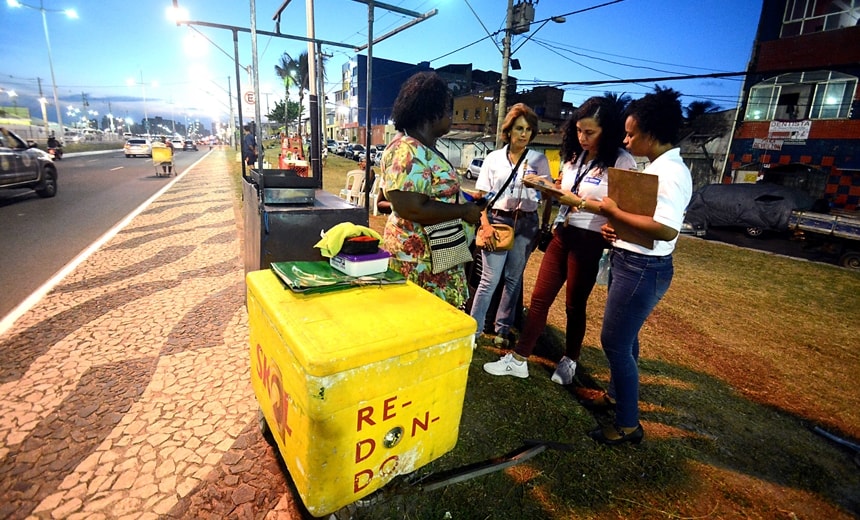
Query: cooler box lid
xmin=246 ymin=269 xmax=476 ymax=377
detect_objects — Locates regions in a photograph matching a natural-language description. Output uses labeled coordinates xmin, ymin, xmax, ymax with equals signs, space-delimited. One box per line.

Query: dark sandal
xmin=588 ymin=423 xmax=644 ymax=445
xmin=580 ymin=392 xmax=616 ymax=412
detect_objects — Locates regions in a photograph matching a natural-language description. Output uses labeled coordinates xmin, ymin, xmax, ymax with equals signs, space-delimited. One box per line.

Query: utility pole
xmin=37 ymin=78 xmax=50 ymax=138
xmin=495 ymin=0 xmax=514 ymax=149
xmin=227 ymin=76 xmax=235 ymax=148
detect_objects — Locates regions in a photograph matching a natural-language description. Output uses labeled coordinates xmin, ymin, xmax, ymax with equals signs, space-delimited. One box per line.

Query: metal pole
xmin=40 ymin=2 xmax=64 ymax=135
xmin=140 ymin=70 xmax=149 ymax=136
xmin=250 ymin=0 xmax=264 ymax=172
xmin=364 ymin=0 xmax=374 ymax=213
xmin=37 ymin=77 xmax=50 ymax=139
xmin=495 ymin=0 xmax=513 ymax=149
xmin=306 ymin=0 xmax=322 ymax=184
xmin=233 ymin=29 xmax=246 ymax=177
xmin=227 ymin=76 xmax=235 ymax=149
xmin=316 ymin=42 xmax=325 ymax=142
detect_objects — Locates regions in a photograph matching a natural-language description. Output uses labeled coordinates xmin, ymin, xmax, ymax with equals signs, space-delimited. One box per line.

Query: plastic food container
xmin=330 ymin=249 xmax=391 ymax=277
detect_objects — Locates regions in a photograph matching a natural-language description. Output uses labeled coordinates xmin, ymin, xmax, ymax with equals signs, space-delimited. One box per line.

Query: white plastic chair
xmin=358 ymin=174 xmax=383 ymax=215
xmin=339 ymin=170 xmax=365 ymax=205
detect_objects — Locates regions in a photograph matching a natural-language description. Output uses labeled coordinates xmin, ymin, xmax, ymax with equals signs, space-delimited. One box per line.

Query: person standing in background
xmin=242 ymin=125 xmax=257 ymax=168
xmin=585 ymin=87 xmax=693 ymax=445
xmin=161 ymin=136 xmax=174 ymax=175
xmin=483 ymin=95 xmax=636 ymax=381
xmin=471 ymin=103 xmax=552 ymax=353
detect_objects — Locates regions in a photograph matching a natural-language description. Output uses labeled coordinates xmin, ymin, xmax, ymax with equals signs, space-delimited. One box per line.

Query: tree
xmin=275 ymin=50 xmax=328 ymax=143
xmin=683 ymin=100 xmax=728 ymax=181
xmin=275 ymin=53 xmax=300 ymax=135
xmin=685 ymin=100 xmax=722 ymax=121
xmin=603 ymin=91 xmax=632 ymax=116
xmin=292 ymin=50 xmax=327 ymax=145
xmin=268 ymin=99 xmax=301 ymax=128
xmin=683 ymin=99 xmax=727 ymax=138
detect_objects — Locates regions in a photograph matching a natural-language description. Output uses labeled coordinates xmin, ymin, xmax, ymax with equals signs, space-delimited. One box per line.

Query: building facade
xmin=332 ymin=55 xmax=430 ymax=146
xmin=727 ymin=0 xmax=860 ymax=210
xmin=330 ymin=55 xmax=572 ymax=169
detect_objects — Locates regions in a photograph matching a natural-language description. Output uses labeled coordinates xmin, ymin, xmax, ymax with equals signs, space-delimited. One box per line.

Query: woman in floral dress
xmin=380 ymin=72 xmax=482 ymax=308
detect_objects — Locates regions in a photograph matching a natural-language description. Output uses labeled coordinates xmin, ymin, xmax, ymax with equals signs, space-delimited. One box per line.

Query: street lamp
xmin=127 ymin=72 xmax=156 ymax=136
xmin=38 ymin=96 xmax=49 ymax=136
xmin=6 ymin=0 xmax=78 ymax=135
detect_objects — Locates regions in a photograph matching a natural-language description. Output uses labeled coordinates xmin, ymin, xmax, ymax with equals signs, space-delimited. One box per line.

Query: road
xmin=691 ymin=226 xmax=847 ymax=268
xmin=0 ymin=148 xmax=210 ymax=323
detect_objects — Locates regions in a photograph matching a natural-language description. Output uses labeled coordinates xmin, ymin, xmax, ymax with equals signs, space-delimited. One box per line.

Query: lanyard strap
xmin=487 ymin=148 xmax=528 ymax=213
xmin=571 ymin=153 xmax=596 ymax=196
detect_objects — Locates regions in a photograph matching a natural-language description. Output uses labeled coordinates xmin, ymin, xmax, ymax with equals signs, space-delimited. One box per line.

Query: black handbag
xmin=537 ymin=197 xmax=555 ymax=252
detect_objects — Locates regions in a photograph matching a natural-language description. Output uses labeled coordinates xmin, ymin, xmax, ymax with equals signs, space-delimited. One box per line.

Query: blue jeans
xmin=470 ymin=211 xmax=538 ymax=336
xmin=601 ymin=249 xmax=673 ymax=428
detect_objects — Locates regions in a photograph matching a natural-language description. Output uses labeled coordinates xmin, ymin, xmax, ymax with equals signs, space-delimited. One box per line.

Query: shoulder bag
xmin=423 ymin=187 xmax=474 ymax=274
xmin=476 ymin=150 xmax=527 ymax=252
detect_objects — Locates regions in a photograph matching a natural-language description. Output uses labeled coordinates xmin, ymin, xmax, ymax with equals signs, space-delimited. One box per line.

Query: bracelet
xmin=578 ymin=198 xmax=587 ymax=211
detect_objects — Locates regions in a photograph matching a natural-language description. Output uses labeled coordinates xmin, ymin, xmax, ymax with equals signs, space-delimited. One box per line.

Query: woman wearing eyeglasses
xmin=470 ymin=103 xmax=552 ymax=354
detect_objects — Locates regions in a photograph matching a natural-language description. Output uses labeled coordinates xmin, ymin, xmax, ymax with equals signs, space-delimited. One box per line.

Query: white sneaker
xmin=551 ymin=356 xmax=577 ymax=385
xmin=483 ymin=353 xmax=528 ymax=378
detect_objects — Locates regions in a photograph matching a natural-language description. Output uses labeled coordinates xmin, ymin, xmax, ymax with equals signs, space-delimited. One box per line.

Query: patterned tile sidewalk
xmin=0 ymin=151 xmax=303 ymax=519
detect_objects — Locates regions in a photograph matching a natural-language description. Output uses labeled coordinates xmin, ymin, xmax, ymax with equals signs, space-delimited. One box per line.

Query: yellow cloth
xmin=314 ymin=222 xmax=382 ymax=258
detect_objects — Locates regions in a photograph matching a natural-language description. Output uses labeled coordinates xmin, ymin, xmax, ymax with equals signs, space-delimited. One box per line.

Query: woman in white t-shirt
xmin=585 ymin=87 xmax=693 ymax=446
xmin=483 ymin=96 xmax=636 ymax=382
xmin=470 ymin=103 xmax=552 ymax=346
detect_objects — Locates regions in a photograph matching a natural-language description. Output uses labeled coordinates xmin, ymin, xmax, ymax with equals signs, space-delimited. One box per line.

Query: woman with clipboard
xmin=483 ymin=96 xmax=634 ymax=383
xmin=584 ymin=87 xmax=693 ymax=445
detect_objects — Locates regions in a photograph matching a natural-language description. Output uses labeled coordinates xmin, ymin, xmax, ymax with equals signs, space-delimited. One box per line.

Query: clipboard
xmin=607 ymin=168 xmax=659 ymax=249
xmin=523 ymin=177 xmax=567 ymax=199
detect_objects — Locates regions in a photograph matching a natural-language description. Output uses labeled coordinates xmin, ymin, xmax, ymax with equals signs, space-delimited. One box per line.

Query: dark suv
xmin=0 ymin=127 xmax=58 ymax=198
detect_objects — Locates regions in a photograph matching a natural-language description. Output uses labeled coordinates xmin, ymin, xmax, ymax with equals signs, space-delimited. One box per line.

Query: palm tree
xmin=603 ymin=91 xmax=632 ymax=116
xmin=275 ymin=53 xmax=300 ymax=135
xmin=685 ymin=100 xmax=722 ymax=122
xmin=292 ymin=50 xmax=327 ymax=145
xmin=683 ymin=99 xmax=727 ymax=182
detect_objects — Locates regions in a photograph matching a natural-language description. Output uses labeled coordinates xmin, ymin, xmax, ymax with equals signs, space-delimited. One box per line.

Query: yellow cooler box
xmin=246 ymin=269 xmax=476 ymax=516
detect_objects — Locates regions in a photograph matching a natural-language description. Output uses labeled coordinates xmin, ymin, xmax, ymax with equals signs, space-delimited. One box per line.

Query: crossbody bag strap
xmin=485 ymin=149 xmax=528 ymax=223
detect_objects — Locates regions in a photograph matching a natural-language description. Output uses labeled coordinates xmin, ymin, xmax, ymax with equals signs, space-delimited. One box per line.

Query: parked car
xmin=371 ymin=144 xmax=386 ymax=166
xmin=326 ymin=139 xmax=337 ymax=153
xmin=0 ymin=127 xmax=58 ymax=198
xmin=336 ymin=141 xmax=349 ymax=156
xmin=346 ymin=144 xmax=365 ymax=161
xmin=464 ymin=158 xmax=484 ymax=180
xmin=183 ymin=140 xmax=198 ymax=151
xmin=682 ymin=183 xmax=816 ymax=238
xmin=358 ymin=144 xmax=381 ymax=163
xmin=124 ymin=138 xmax=152 ymax=158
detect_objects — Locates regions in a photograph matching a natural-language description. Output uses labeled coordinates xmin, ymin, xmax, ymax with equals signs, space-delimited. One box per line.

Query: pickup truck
xmin=0 ymin=127 xmax=58 ymax=198
xmin=789 ymin=209 xmax=860 ymax=269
